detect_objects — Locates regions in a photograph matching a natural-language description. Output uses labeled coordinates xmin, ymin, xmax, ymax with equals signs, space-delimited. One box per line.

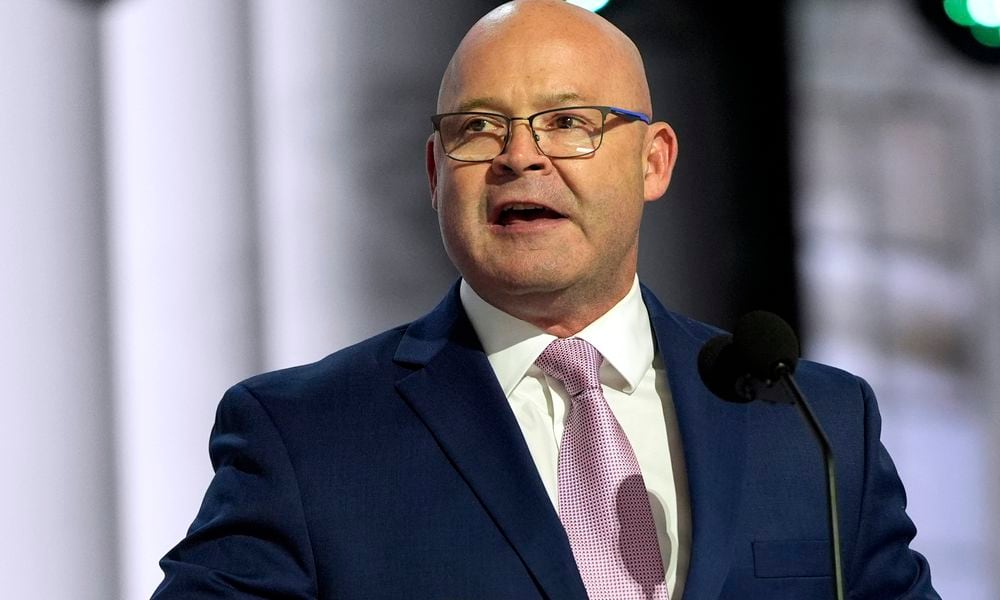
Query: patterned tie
xmin=536 ymin=337 xmax=667 ymax=599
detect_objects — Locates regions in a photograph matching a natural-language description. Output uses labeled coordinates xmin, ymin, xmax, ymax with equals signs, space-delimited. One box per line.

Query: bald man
xmin=153 ymin=2 xmax=938 ymax=598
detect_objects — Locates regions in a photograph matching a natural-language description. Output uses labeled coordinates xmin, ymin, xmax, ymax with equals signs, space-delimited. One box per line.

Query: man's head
xmin=426 ymin=0 xmax=678 ymax=336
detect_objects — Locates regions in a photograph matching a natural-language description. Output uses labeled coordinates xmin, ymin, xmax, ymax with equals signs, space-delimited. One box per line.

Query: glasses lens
xmin=438 ymin=113 xmax=508 ymax=161
xmin=532 ymin=107 xmax=604 ymax=158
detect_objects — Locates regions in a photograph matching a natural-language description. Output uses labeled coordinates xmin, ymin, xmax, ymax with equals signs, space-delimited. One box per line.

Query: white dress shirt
xmin=460 ymin=277 xmax=691 ymax=598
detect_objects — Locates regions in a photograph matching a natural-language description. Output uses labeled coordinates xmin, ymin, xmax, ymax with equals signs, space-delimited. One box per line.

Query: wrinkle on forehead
xmin=456 ymin=92 xmax=592 ymax=114
xmin=437 ymin=0 xmax=651 ymax=114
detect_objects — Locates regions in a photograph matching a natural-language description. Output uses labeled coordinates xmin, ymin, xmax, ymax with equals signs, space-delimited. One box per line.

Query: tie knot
xmin=535 ymin=337 xmax=604 ymax=397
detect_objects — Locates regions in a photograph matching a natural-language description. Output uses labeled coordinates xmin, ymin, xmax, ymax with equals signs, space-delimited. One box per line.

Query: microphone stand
xmin=774 ymin=363 xmax=845 ymax=600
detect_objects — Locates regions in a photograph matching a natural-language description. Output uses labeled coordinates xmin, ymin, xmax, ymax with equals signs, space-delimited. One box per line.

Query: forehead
xmin=440 ymin=21 xmax=644 ymax=114
xmin=454 ymin=42 xmax=602 ymax=107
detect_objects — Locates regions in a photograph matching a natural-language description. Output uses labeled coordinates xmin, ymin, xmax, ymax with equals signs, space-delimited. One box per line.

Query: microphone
xmin=697 ymin=310 xmax=799 ymax=403
xmin=698 ymin=311 xmax=845 ymax=600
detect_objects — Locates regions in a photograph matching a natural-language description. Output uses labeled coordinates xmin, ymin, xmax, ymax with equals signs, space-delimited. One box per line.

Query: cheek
xmin=581 ymin=170 xmax=645 ymax=223
xmin=435 ymin=174 xmax=484 ymax=246
xmin=437 ymin=167 xmax=486 ymax=212
xmin=436 ymin=196 xmax=468 ymax=245
xmin=562 ymin=144 xmax=645 ymax=209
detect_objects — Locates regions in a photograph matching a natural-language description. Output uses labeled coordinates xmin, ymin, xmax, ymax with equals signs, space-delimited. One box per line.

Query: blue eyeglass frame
xmin=429 ymin=105 xmax=652 ymax=162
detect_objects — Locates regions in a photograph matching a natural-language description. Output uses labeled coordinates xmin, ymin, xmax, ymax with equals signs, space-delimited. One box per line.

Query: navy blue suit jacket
xmin=153 ymin=284 xmax=938 ymax=599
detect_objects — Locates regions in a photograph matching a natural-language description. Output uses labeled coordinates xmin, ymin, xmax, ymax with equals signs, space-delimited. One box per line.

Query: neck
xmin=472 ymin=276 xmax=635 ymax=338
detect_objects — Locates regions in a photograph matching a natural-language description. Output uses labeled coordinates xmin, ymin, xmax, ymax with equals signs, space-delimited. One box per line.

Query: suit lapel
xmin=393 ymin=284 xmax=747 ymax=599
xmin=393 ymin=285 xmax=588 ymax=600
xmin=644 ymin=288 xmax=749 ymax=599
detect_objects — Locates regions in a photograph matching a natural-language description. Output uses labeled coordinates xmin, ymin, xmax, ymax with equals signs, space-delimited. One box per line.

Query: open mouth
xmin=494 ymin=203 xmax=566 ymax=226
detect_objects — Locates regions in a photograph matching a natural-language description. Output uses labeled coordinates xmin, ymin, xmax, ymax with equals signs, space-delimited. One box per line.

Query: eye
xmin=536 ymin=109 xmax=602 ymax=133
xmin=462 ymin=116 xmax=504 ymax=133
xmin=466 ymin=118 xmax=488 ymax=132
xmin=553 ymin=115 xmax=585 ymax=129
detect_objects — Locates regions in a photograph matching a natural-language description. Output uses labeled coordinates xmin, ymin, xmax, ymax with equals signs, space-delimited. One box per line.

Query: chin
xmin=475 ymin=267 xmax=579 ymax=299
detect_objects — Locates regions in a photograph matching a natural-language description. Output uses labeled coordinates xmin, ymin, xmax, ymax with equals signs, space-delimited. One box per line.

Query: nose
xmin=491 ymin=120 xmax=551 ymax=176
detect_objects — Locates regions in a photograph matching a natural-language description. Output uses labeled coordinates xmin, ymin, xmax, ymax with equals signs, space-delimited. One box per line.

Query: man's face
xmin=427 ymin=4 xmax=676 ymax=323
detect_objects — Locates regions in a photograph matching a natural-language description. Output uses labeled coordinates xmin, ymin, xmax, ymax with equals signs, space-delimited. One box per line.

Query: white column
xmin=250 ymin=0 xmax=369 ymax=368
xmin=102 ymin=1 xmax=261 ymax=597
xmin=0 ymin=2 xmax=115 ymax=599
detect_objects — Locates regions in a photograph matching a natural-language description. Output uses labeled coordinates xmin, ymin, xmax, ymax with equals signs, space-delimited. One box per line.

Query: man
xmin=153 ymin=1 xmax=938 ymax=598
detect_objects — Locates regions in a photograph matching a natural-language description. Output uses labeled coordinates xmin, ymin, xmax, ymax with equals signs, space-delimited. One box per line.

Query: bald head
xmin=426 ymin=0 xmax=678 ymax=334
xmin=437 ymin=0 xmax=652 ymax=115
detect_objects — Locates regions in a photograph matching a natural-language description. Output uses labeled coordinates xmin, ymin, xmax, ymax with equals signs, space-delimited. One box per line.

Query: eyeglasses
xmin=430 ymin=105 xmax=651 ymax=162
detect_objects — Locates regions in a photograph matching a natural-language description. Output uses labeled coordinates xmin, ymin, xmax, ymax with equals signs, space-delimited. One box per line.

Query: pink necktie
xmin=536 ymin=338 xmax=667 ymax=599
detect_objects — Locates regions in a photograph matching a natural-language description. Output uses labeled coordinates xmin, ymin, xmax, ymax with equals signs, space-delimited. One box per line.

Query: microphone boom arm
xmin=775 ymin=362 xmax=845 ymax=600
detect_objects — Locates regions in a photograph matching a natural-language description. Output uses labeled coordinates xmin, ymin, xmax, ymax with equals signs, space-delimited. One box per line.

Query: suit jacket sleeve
xmin=847 ymin=377 xmax=938 ymax=599
xmin=152 ymin=383 xmax=318 ymax=599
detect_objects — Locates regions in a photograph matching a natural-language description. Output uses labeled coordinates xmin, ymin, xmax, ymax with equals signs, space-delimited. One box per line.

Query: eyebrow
xmin=455 ymin=96 xmax=505 ymax=112
xmin=454 ymin=92 xmax=590 ymax=114
xmin=539 ymin=92 xmax=586 ymax=107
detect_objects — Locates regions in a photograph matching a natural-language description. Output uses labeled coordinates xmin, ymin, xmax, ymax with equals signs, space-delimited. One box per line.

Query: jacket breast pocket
xmin=752 ymin=539 xmax=832 ymax=579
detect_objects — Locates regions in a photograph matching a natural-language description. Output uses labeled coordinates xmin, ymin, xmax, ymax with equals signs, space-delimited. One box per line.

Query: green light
xmin=943 ymin=0 xmax=1000 ymax=48
xmin=968 ymin=0 xmax=1000 ymax=26
xmin=971 ymin=24 xmax=1000 ymax=46
xmin=944 ymin=0 xmax=976 ymax=25
xmin=567 ymin=0 xmax=612 ymax=12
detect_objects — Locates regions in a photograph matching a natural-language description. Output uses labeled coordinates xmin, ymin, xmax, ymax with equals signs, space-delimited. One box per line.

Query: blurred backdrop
xmin=1 ymin=0 xmax=998 ymax=598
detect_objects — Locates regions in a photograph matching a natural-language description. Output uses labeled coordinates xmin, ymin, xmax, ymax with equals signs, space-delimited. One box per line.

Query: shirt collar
xmin=460 ymin=276 xmax=655 ymax=397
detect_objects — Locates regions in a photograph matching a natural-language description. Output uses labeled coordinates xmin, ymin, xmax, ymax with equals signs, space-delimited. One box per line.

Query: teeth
xmin=503 ymin=203 xmax=543 ymax=212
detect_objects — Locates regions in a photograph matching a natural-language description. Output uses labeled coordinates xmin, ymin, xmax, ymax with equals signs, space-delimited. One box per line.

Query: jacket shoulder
xmin=233 ymin=324 xmax=409 ymax=405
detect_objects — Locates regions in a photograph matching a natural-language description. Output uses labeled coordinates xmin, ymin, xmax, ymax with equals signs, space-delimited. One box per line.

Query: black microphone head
xmin=732 ymin=310 xmax=800 ymax=379
xmin=697 ymin=333 xmax=752 ymax=403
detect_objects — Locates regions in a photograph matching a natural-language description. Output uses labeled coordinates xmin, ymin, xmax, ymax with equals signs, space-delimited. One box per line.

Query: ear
xmin=426 ymin=133 xmax=439 ymax=210
xmin=641 ymin=121 xmax=678 ymax=203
